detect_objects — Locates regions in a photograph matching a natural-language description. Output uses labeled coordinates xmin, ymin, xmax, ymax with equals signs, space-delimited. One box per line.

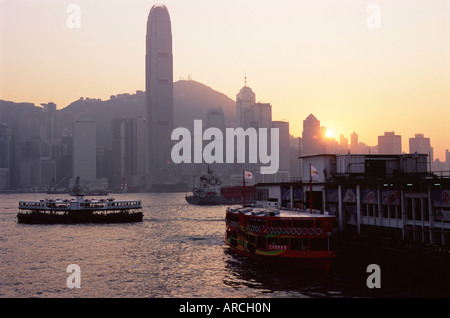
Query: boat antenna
xmin=309 ymin=163 xmax=313 ymax=214
xmin=122 ymin=178 xmax=127 ymax=201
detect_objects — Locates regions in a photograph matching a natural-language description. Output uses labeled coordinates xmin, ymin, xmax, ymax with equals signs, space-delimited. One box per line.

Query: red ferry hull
xmin=224 ymin=207 xmax=338 ymax=271
xmin=224 ymin=236 xmax=336 ymax=271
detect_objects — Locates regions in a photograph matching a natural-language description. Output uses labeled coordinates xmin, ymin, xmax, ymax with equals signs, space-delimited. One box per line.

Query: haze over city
xmin=0 ymin=0 xmax=449 ymax=160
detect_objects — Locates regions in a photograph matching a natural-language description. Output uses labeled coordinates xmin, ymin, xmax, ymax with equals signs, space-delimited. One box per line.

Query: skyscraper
xmin=112 ymin=118 xmax=147 ymax=190
xmin=236 ymin=78 xmax=256 ymax=128
xmin=302 ymin=114 xmax=324 ymax=156
xmin=378 ymin=131 xmax=402 ymax=154
xmin=146 ymin=4 xmax=174 ymax=185
xmin=73 ymin=120 xmax=96 ymax=182
xmin=409 ymin=133 xmax=433 ymax=164
xmin=71 ymin=120 xmax=107 ymax=192
xmin=350 ymin=131 xmax=358 ymax=154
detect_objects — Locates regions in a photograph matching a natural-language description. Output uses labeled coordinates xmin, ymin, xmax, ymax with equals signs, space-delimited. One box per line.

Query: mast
xmin=310 ymin=163 xmax=312 ymax=214
xmin=243 ymin=169 xmax=246 ymax=205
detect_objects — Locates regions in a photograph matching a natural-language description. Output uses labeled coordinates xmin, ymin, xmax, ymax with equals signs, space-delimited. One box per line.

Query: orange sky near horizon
xmin=0 ymin=0 xmax=449 ymax=160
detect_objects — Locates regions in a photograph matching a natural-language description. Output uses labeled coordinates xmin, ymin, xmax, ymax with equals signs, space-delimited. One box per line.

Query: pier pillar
xmin=338 ymin=185 xmax=343 ymax=232
xmin=428 ymin=186 xmax=435 ymax=244
xmin=322 ymin=188 xmax=326 ymax=214
xmin=290 ymin=185 xmax=293 ymax=209
xmin=356 ymin=184 xmax=361 ymax=234
xmin=401 ymin=187 xmax=406 ymax=240
xmin=377 ymin=186 xmax=382 ymax=227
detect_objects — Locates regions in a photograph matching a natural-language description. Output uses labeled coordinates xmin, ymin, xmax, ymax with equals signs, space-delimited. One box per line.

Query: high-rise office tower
xmin=112 ymin=118 xmax=147 ymax=190
xmin=146 ymin=4 xmax=174 ymax=184
xmin=409 ymin=133 xmax=433 ymax=164
xmin=272 ymin=120 xmax=290 ymax=180
xmin=350 ymin=131 xmax=358 ymax=153
xmin=71 ymin=120 xmax=108 ymax=191
xmin=236 ymin=78 xmax=256 ymax=128
xmin=243 ymin=102 xmax=272 ymax=130
xmin=302 ymin=114 xmax=324 ymax=156
xmin=73 ymin=120 xmax=96 ymax=182
xmin=378 ymin=131 xmax=402 ymax=154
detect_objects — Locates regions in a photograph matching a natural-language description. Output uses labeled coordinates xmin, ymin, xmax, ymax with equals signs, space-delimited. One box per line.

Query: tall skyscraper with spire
xmin=235 ymin=76 xmax=256 ymax=127
xmin=146 ymin=4 xmax=174 ymax=185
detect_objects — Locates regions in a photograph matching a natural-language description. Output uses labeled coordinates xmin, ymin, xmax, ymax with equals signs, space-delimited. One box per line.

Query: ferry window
xmin=247 ymin=235 xmax=256 ymax=244
xmin=362 ymin=204 xmax=369 ymax=216
xmin=268 ymin=237 xmax=279 ymax=246
xmin=305 ymin=220 xmax=313 ymax=228
xmin=310 ymin=238 xmax=328 ymax=251
xmin=293 ymin=220 xmax=300 ymax=228
xmin=406 ymin=199 xmax=412 ymax=220
xmin=291 ymin=238 xmax=307 ymax=250
xmin=315 ymin=220 xmax=321 ymax=228
xmin=290 ymin=238 xmax=300 ymax=250
xmin=279 ymin=238 xmax=289 ymax=246
xmin=423 ymin=203 xmax=429 ymax=221
xmin=383 ymin=206 xmax=388 ymax=218
xmin=256 ymin=237 xmax=266 ymax=249
xmin=415 ymin=199 xmax=422 ymax=221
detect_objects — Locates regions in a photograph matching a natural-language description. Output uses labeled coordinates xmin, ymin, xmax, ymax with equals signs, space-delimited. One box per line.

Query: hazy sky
xmin=0 ymin=0 xmax=449 ymax=160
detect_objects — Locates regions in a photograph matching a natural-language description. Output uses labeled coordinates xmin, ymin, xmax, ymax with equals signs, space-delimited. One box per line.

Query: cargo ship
xmin=185 ymin=166 xmax=232 ymax=205
xmin=224 ymin=206 xmax=338 ymax=270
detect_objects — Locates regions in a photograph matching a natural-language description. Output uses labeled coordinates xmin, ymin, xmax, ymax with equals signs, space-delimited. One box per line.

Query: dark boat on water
xmin=17 ymin=196 xmax=143 ymax=224
xmin=185 ymin=166 xmax=232 ymax=206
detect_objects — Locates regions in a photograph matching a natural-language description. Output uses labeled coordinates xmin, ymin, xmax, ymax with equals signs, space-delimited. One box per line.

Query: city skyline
xmin=0 ymin=1 xmax=449 ymax=160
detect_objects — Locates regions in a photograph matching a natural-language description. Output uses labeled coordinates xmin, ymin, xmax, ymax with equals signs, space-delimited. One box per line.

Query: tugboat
xmin=17 ymin=179 xmax=143 ymax=224
xmin=185 ymin=166 xmax=231 ymax=206
xmin=224 ymin=206 xmax=338 ymax=270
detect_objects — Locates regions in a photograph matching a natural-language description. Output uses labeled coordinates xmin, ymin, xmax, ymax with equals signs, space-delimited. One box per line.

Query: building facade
xmin=146 ymin=4 xmax=174 ymax=185
xmin=378 ymin=131 xmax=402 ymax=154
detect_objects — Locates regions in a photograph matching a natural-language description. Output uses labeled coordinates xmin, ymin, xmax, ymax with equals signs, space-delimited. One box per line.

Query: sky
xmin=0 ymin=0 xmax=449 ymax=160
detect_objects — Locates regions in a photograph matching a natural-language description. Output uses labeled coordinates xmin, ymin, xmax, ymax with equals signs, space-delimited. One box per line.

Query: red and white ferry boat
xmin=224 ymin=206 xmax=338 ymax=270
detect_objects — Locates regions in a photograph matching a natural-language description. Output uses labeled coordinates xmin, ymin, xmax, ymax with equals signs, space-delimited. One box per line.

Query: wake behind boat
xmin=17 ymin=196 xmax=143 ymax=224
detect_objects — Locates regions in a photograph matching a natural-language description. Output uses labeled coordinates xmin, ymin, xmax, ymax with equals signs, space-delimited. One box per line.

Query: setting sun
xmin=325 ymin=130 xmax=334 ymax=138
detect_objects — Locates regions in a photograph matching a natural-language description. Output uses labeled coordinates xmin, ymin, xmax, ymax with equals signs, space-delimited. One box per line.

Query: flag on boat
xmin=310 ymin=165 xmax=319 ymax=180
xmin=244 ymin=170 xmax=253 ymax=180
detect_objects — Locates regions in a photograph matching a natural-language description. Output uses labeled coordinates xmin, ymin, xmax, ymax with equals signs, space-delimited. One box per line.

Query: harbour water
xmin=0 ymin=192 xmax=448 ymax=298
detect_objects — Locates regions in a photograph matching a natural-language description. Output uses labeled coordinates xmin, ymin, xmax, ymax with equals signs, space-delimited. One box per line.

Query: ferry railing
xmin=431 ymin=170 xmax=450 ymax=179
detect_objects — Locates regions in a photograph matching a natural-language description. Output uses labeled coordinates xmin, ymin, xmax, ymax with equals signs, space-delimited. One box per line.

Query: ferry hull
xmin=224 ymin=237 xmax=336 ymax=271
xmin=224 ymin=206 xmax=338 ymax=271
xmin=17 ymin=211 xmax=143 ymax=224
xmin=185 ymin=195 xmax=231 ymax=206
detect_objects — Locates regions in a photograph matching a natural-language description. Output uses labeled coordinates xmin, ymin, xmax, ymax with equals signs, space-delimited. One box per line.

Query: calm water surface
xmin=0 ymin=193 xmax=446 ymax=298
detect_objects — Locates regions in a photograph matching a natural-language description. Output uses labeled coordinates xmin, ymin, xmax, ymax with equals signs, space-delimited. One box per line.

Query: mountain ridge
xmin=0 ymin=80 xmax=237 ymax=148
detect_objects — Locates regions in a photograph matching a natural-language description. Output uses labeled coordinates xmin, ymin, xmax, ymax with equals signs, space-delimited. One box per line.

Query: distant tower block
xmin=235 ymin=76 xmax=255 ymax=128
xmin=146 ymin=4 xmax=174 ymax=184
